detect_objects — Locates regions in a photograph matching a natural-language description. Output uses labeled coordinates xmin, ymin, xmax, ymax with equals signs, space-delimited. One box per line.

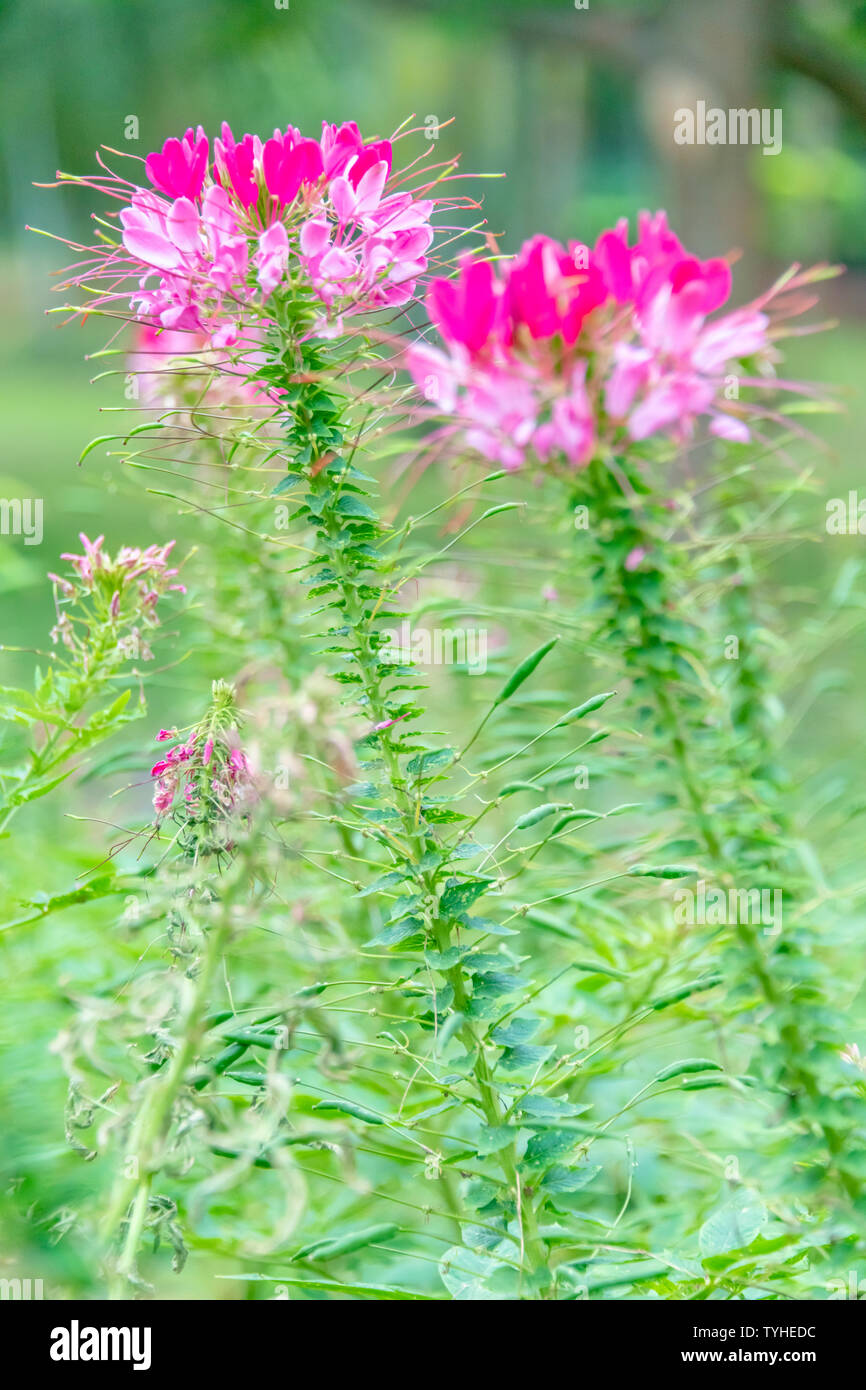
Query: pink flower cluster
xmin=91 ymin=120 xmax=435 ymax=347
xmin=48 ymin=534 xmax=185 ymax=658
xmin=410 ymin=212 xmax=802 ymax=470
xmin=52 ymin=533 xmax=183 ymax=596
xmin=151 ymin=725 xmax=252 ymax=821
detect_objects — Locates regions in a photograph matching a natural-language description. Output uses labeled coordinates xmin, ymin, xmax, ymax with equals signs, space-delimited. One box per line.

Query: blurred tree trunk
xmin=638 ymin=0 xmax=769 ymax=286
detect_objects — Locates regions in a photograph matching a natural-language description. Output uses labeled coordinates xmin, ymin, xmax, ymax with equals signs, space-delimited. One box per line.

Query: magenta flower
xmin=48 ymin=117 xmax=455 ymax=354
xmin=254 ymin=221 xmax=290 ymax=296
xmin=428 ymin=256 xmax=501 ymax=356
xmin=145 ymin=127 xmax=209 ymax=201
xmin=214 ymin=123 xmax=260 ymax=208
xmin=150 ymin=722 xmax=252 ymax=823
xmin=262 ymin=128 xmax=325 ymax=206
xmin=411 ymin=211 xmax=829 ymax=470
xmin=506 ymin=235 xmax=606 ymax=345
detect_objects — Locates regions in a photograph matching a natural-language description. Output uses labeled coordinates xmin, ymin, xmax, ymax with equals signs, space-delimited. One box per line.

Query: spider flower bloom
xmin=48 ymin=118 xmax=443 ymax=352
xmin=410 ymin=213 xmax=828 ymax=469
xmin=150 ymin=681 xmax=253 ymax=824
xmin=48 ymin=534 xmax=185 ymax=662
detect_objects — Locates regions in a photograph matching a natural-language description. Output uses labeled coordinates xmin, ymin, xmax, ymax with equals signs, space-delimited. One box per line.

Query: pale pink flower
xmin=254 ymin=221 xmax=290 ymax=295
xmin=51 ymin=535 xmax=184 ymax=657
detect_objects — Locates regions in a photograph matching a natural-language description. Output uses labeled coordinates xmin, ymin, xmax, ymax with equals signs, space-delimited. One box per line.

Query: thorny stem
xmin=300 ymin=409 xmax=550 ymax=1289
xmin=585 ymin=461 xmax=859 ymax=1201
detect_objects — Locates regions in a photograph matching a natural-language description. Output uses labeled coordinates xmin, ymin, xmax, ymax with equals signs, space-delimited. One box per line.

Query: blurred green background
xmin=1 ymin=0 xmax=864 ymax=1296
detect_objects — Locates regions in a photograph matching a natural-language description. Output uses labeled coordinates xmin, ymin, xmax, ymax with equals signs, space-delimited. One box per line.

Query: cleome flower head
xmin=47 ymin=119 xmax=445 ymax=352
xmin=150 ymin=680 xmax=254 ymax=836
xmin=410 ymin=212 xmax=834 ymax=471
xmin=48 ymin=534 xmax=185 ymax=664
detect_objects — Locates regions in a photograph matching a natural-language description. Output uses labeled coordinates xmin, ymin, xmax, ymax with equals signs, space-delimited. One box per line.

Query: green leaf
xmin=335 ymin=494 xmax=377 ymax=521
xmin=498 ymin=1043 xmax=554 ymax=1072
xmin=699 ymin=1189 xmax=768 ymax=1258
xmin=439 ymin=878 xmax=491 ymax=916
xmin=518 ymin=1095 xmax=589 ymax=1122
xmin=364 ymin=917 xmax=425 ymax=948
xmin=491 ymin=1017 xmax=538 ymax=1046
xmin=523 ymin=1128 xmax=582 ymax=1168
xmin=0 ymin=872 xmax=120 ymax=932
xmin=358 ymin=871 xmax=406 ymax=896
xmin=5 ymin=768 xmax=72 ymax=808
xmin=541 ymin=1163 xmax=601 ymax=1194
xmin=476 ymin=1125 xmax=515 ymax=1156
xmin=439 ymin=1246 xmax=507 ymax=1301
xmin=406 ymin=748 xmax=455 ymax=776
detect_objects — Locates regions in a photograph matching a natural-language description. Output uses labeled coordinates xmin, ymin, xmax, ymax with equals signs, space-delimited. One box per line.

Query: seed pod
xmin=493 ymin=637 xmax=559 ymax=706
xmin=514 ymin=802 xmax=570 ymax=831
xmin=652 ymin=1058 xmax=723 ymax=1083
xmin=293 ymin=1222 xmax=400 ymax=1263
xmin=554 ymin=691 xmax=616 ymax=726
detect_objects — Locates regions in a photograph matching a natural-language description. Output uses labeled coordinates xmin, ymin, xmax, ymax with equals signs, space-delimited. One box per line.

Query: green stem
xmin=584 ymin=461 xmax=858 ymax=1200
xmin=104 ymin=918 xmax=229 ymax=1296
xmin=301 ymin=417 xmax=550 ymax=1288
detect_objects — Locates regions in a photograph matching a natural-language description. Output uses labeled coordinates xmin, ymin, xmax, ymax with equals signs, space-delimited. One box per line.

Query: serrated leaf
xmin=699 ymin=1190 xmax=768 ymax=1257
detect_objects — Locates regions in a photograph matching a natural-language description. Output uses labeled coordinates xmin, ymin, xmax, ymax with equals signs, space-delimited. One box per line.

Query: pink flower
xmin=330 ymin=161 xmax=389 ymax=225
xmin=415 ymin=210 xmax=813 ymax=467
xmin=428 ymin=257 xmax=501 ymax=357
xmin=372 ymin=714 xmax=409 ymax=732
xmin=214 ymin=122 xmax=260 ymax=208
xmin=624 ymin=546 xmax=648 ymax=572
xmin=605 ymin=344 xmax=654 ymax=420
xmin=708 ymin=412 xmax=751 ymax=443
xmin=145 ymin=127 xmax=209 ymax=201
xmin=53 ymin=535 xmax=184 ymax=647
xmin=153 ymin=774 xmax=178 ymax=816
xmin=507 ymin=235 xmax=606 ymax=345
xmin=149 ymin=722 xmax=252 ymax=823
xmin=254 ymin=221 xmax=289 ymax=295
xmin=462 ymin=368 xmax=538 ymax=471
xmin=347 ymin=138 xmax=392 ymax=189
xmin=320 ymin=120 xmax=366 ymax=178
xmin=628 ymin=374 xmax=715 ymax=442
xmin=262 ymin=129 xmax=324 ymax=205
xmin=54 ymin=118 xmax=455 ymax=349
xmin=533 ymin=366 xmax=595 ymax=467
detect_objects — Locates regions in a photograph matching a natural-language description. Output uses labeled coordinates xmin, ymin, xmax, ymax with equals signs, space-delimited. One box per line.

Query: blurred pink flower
xmin=413 ymin=211 xmax=824 ymax=468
